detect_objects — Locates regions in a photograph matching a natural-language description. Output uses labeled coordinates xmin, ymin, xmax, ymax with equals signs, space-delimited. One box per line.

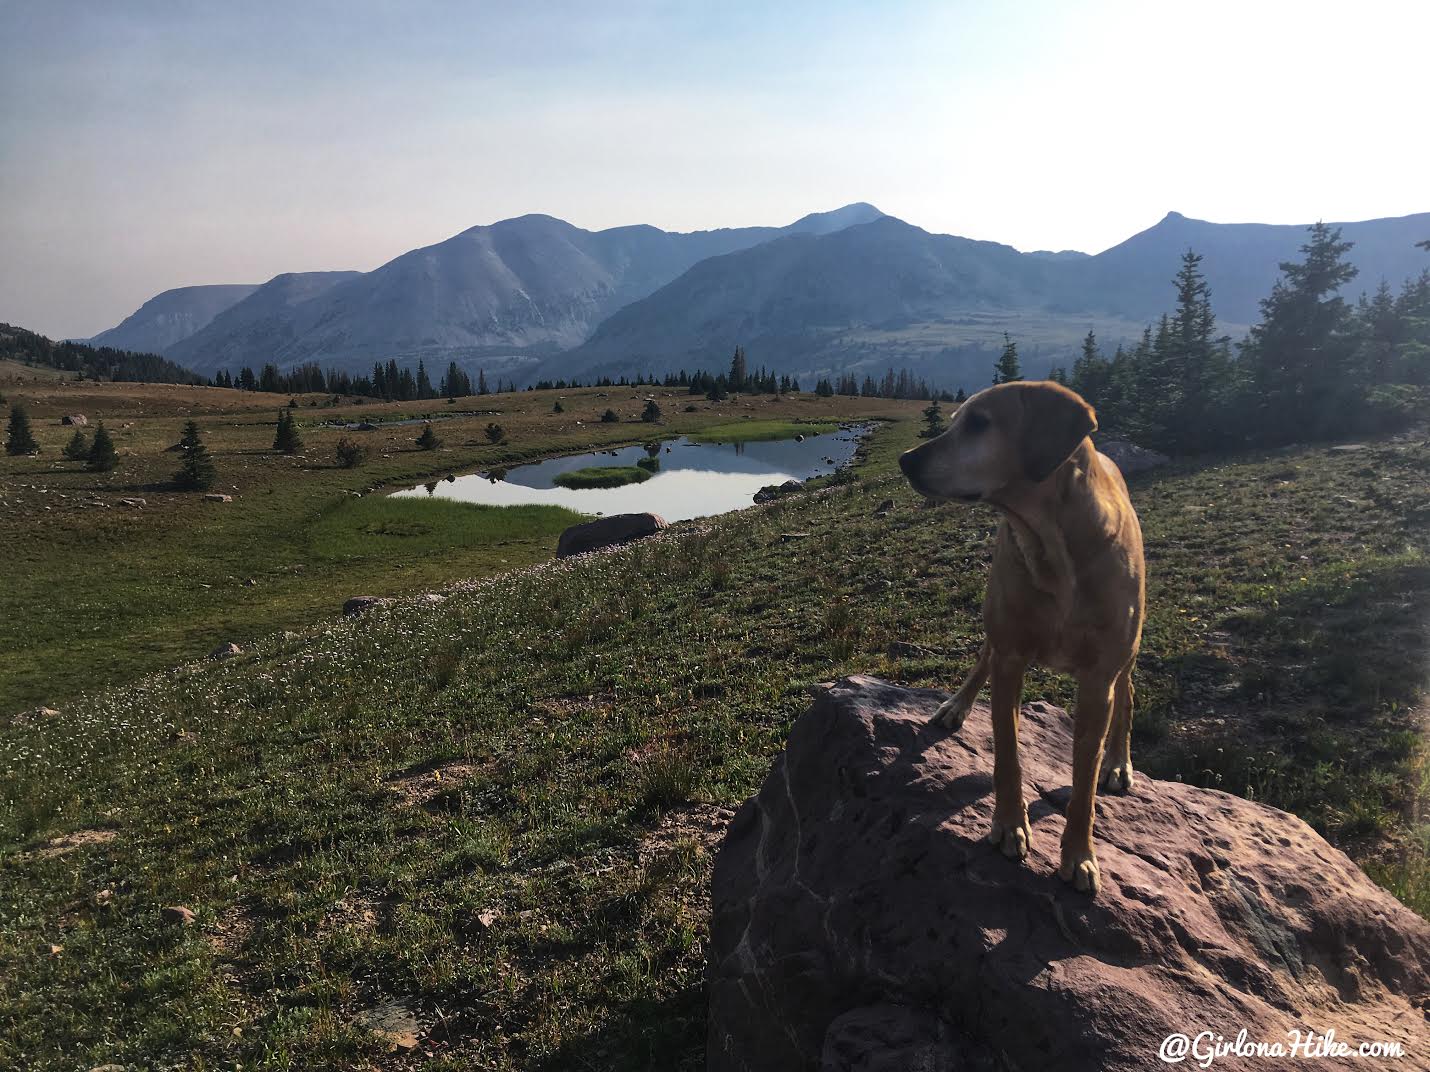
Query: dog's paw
xmin=931 ymin=696 xmax=971 ymax=731
xmin=1059 ymin=849 xmax=1101 ymax=895
xmin=986 ymin=814 xmax=1031 ymax=860
xmin=1099 ymin=759 xmax=1135 ymax=794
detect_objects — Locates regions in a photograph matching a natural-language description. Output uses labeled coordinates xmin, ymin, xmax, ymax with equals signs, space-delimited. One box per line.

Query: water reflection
xmin=390 ymin=425 xmax=868 ymax=522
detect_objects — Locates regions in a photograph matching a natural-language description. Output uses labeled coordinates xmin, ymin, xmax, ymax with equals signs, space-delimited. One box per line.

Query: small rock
xmin=203 ymin=493 xmax=233 ymax=503
xmin=779 ymin=532 xmax=811 ymax=543
xmin=242 ymin=578 xmax=256 ymax=587
xmin=160 ymin=905 xmax=196 ymax=926
xmin=208 ymin=642 xmax=242 ymax=660
xmin=418 ymin=593 xmax=446 ymax=604
xmin=35 ymin=706 xmax=62 ymax=720
xmin=119 ymin=497 xmax=146 ymax=508
xmin=753 ymin=479 xmax=804 ymax=504
xmin=477 ymin=908 xmax=502 ymax=930
xmin=355 ymin=999 xmax=423 ymax=1050
xmin=47 ymin=942 xmax=64 ymax=957
xmin=61 ymin=414 xmax=88 ymax=426
xmin=93 ymin=888 xmax=113 ymax=907
xmin=344 ymin=595 xmax=389 ymax=616
xmin=874 ymin=499 xmax=895 ymax=515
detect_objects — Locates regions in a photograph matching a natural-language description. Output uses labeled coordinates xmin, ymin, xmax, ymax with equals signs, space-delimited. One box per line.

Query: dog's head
xmin=899 ymin=381 xmax=1096 ymax=502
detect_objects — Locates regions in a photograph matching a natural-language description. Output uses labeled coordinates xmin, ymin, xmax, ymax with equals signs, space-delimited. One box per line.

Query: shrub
xmin=416 ymin=423 xmax=442 ymax=450
xmin=87 ymin=422 xmax=120 ymax=472
xmin=335 ymin=436 xmax=368 ymax=468
xmin=172 ymin=420 xmax=215 ymax=489
xmin=600 ymin=409 xmax=619 ymax=423
xmin=273 ymin=410 xmax=303 ymax=453
xmin=552 ymin=400 xmax=564 ymax=413
xmin=636 ymin=456 xmax=660 ymax=473
xmin=485 ymin=422 xmax=504 ymax=443
xmin=641 ymin=399 xmax=662 ymax=422
xmin=5 ymin=404 xmax=38 ymax=456
xmin=63 ymin=429 xmax=90 ymax=461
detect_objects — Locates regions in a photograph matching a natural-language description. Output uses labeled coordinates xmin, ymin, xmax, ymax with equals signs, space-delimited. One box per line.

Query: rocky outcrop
xmin=556 ymin=512 xmax=667 ymax=558
xmin=708 ymin=676 xmax=1430 ymax=1072
xmin=1097 ymin=438 xmax=1169 ymax=476
xmin=753 ymin=479 xmax=803 ymax=504
xmin=61 ymin=414 xmax=88 ymax=426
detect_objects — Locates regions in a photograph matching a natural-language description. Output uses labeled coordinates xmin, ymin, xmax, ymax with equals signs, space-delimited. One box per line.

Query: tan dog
xmin=898 ymin=381 xmax=1145 ymax=894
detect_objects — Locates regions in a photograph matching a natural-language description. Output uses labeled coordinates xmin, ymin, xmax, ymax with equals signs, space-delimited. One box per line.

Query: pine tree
xmin=173 ymin=420 xmax=216 ymax=489
xmin=918 ymin=399 xmax=945 ymax=439
xmin=87 ymin=422 xmax=119 ymax=472
xmin=992 ymin=334 xmax=1022 ymax=384
xmin=63 ymin=428 xmax=90 ymax=460
xmin=729 ymin=346 xmax=747 ymax=391
xmin=5 ymin=404 xmax=38 ymax=455
xmin=1243 ymin=222 xmax=1359 ymax=443
xmin=477 ymin=368 xmax=489 ymax=395
xmin=641 ymin=399 xmax=662 ymax=422
xmin=416 ymin=423 xmax=441 ymax=450
xmin=272 ymin=410 xmax=303 ymax=453
xmin=954 ymin=387 xmax=967 ymax=403
xmin=552 ymin=399 xmax=564 ymax=413
xmin=416 ymin=361 xmax=434 ymax=399
xmin=485 ymin=422 xmax=505 ymax=443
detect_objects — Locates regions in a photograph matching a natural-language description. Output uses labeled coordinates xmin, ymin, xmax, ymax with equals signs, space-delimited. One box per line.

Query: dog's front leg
xmin=986 ymin=651 xmax=1031 ymax=860
xmin=1061 ymin=673 xmax=1117 ymax=894
xmin=932 ymin=641 xmax=990 ymax=730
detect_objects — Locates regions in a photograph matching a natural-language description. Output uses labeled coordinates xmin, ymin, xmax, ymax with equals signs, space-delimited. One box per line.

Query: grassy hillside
xmin=2 ymin=415 xmax=1426 ymax=1070
xmin=0 ymin=382 xmax=919 ymax=711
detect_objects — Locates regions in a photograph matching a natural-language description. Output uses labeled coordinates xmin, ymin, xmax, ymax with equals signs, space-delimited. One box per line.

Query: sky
xmin=2 ymin=0 xmax=1427 ymax=340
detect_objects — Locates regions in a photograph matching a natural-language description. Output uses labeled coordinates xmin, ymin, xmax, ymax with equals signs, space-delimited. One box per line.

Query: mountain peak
xmin=784 ymin=203 xmax=886 ymax=236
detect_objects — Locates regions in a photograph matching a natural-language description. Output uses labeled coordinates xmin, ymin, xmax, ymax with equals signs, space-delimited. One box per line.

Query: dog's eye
xmin=963 ymin=411 xmax=989 ymax=433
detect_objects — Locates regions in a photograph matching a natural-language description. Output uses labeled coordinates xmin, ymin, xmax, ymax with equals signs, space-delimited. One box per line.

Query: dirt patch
xmin=383 ymin=761 xmax=477 ymax=809
xmin=637 ymin=802 xmax=735 ymax=865
xmin=319 ymin=892 xmax=394 ymax=938
xmin=23 ymin=828 xmax=118 ymax=861
xmin=209 ymin=903 xmax=259 ymax=959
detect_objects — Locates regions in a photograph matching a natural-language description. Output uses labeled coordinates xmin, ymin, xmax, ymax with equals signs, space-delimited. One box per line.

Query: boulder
xmin=203 ymin=493 xmax=233 ymax=503
xmin=61 ymin=414 xmax=88 ymax=426
xmin=160 ymin=905 xmax=196 ymax=927
xmin=207 ymin=642 xmax=242 ymax=660
xmin=708 ymin=675 xmax=1430 ymax=1072
xmin=556 ymin=512 xmax=667 ymax=558
xmin=344 ymin=595 xmax=389 ymax=616
xmin=1097 ymin=438 xmax=1170 ymax=476
xmin=753 ymin=479 xmax=804 ymax=504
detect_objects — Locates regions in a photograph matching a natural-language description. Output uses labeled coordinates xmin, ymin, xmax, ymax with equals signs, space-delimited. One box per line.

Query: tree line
xmin=1037 ymin=225 xmax=1429 ymax=452
xmin=0 ymin=323 xmax=205 ymax=384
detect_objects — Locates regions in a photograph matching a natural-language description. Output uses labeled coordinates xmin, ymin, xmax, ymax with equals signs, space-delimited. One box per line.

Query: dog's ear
xmin=1019 ymin=382 xmax=1097 ymax=483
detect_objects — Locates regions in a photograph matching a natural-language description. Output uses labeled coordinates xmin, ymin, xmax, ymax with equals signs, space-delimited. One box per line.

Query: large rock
xmin=61 ymin=414 xmax=88 ymax=426
xmin=708 ymin=675 xmax=1430 ymax=1072
xmin=556 ymin=512 xmax=667 ymax=558
xmin=1097 ymin=438 xmax=1169 ymax=476
xmin=753 ymin=478 xmax=803 ymax=504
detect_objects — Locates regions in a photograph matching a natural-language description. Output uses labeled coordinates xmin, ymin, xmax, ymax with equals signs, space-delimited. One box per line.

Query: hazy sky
xmin=3 ymin=0 xmax=1426 ymax=339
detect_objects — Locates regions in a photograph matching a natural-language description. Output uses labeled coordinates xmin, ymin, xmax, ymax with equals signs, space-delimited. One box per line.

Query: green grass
xmin=686 ymin=419 xmax=837 ymax=443
xmin=3 ymin=411 xmax=1428 ymax=1069
xmin=551 ymin=465 xmax=652 ymax=489
xmin=309 ymin=497 xmax=589 ymax=561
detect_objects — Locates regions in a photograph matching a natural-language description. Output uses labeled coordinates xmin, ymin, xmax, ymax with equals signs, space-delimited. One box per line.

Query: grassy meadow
xmin=1 ymin=373 xmax=1427 ymax=1070
xmin=0 ymin=374 xmax=918 ymax=711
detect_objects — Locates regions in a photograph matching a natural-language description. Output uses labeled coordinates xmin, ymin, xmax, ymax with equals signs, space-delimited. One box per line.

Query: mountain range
xmin=90 ymin=205 xmax=1430 ymax=389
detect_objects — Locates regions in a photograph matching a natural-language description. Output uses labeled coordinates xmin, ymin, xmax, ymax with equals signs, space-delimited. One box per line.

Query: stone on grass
xmin=119 ymin=497 xmax=146 ymax=508
xmin=344 ymin=595 xmax=389 ymax=616
xmin=753 ymin=479 xmax=803 ymax=504
xmin=61 ymin=414 xmax=88 ymax=426
xmin=203 ymin=493 xmax=233 ymax=503
xmin=160 ymin=905 xmax=196 ymax=926
xmin=208 ymin=642 xmax=242 ymax=660
xmin=708 ymin=675 xmax=1430 ymax=1072
xmin=556 ymin=513 xmax=667 ymax=558
xmin=1097 ymin=438 xmax=1169 ymax=476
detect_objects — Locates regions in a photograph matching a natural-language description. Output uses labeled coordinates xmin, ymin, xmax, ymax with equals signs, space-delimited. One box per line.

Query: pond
xmin=390 ymin=424 xmax=870 ymax=522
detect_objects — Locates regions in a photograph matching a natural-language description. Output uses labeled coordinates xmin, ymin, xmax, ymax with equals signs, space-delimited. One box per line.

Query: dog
xmin=898 ymin=380 xmax=1145 ymax=894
